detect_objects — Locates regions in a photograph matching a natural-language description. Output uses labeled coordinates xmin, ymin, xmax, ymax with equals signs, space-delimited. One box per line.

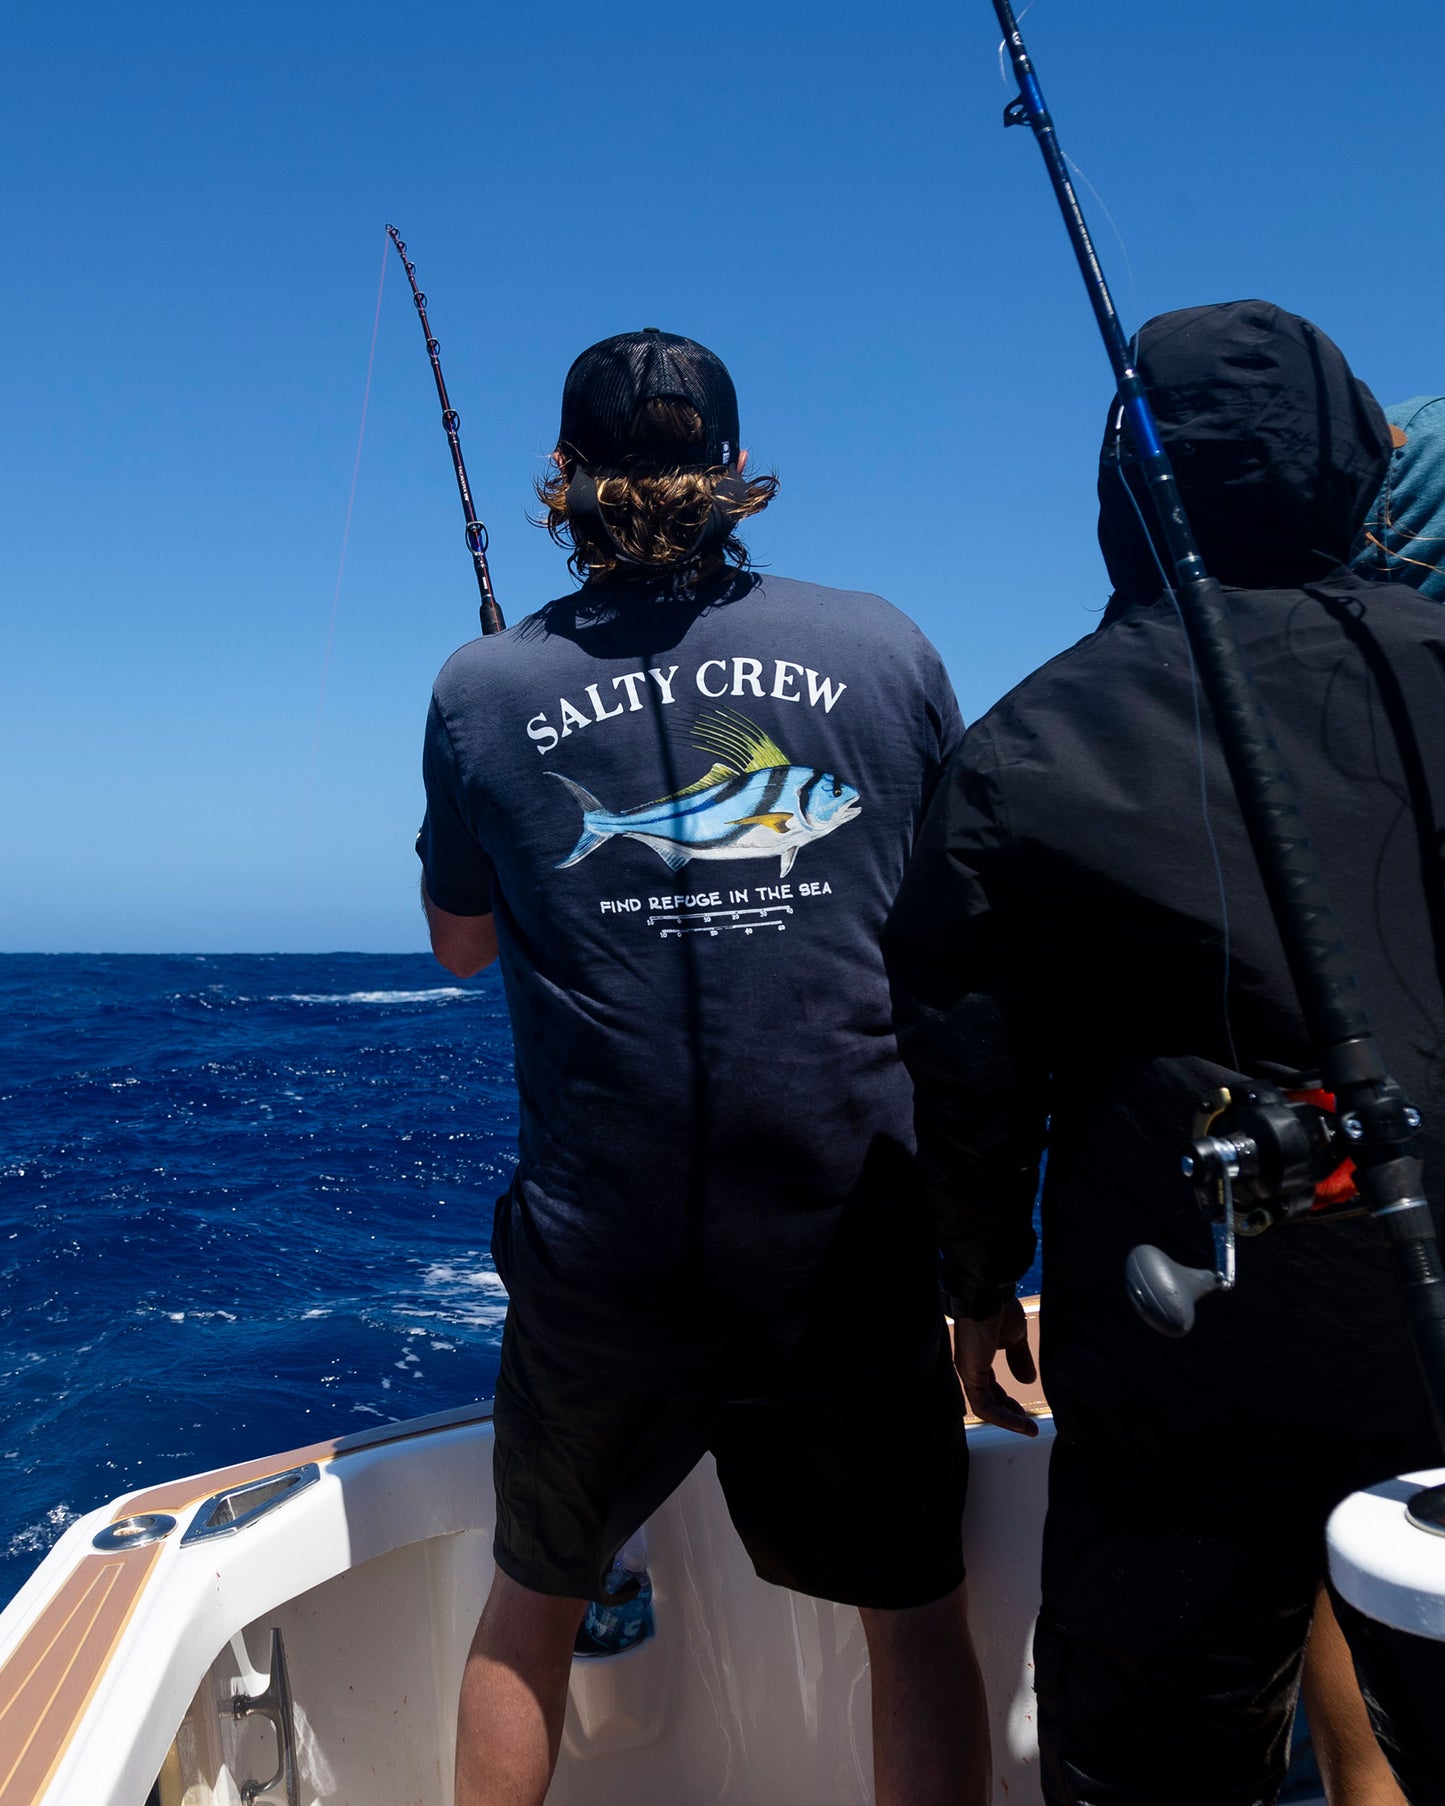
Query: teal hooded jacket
xmin=1351 ymin=394 xmax=1445 ymax=600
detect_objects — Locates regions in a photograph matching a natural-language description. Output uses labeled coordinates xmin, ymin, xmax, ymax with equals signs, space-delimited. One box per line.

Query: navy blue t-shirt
xmin=419 ymin=570 xmax=962 ymax=1395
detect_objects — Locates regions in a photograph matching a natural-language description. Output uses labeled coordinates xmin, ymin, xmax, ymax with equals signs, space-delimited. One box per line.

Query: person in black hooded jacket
xmin=884 ymin=299 xmax=1445 ymax=1804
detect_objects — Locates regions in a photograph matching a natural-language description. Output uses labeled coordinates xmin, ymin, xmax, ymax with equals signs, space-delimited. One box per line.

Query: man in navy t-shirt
xmin=418 ymin=329 xmax=986 ymax=1806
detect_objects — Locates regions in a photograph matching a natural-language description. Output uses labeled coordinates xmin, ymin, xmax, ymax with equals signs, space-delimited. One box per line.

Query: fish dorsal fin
xmin=666 ymin=760 xmax=738 ymax=801
xmin=633 ymin=761 xmax=736 ymax=811
xmin=692 ymin=707 xmax=792 ymax=773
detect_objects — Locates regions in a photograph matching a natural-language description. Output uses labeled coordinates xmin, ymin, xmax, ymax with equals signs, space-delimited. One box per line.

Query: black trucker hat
xmin=558 ymin=328 xmax=739 ymax=471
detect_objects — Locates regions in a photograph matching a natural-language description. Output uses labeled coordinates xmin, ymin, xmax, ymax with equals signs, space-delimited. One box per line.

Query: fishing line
xmin=996 ymin=0 xmax=1039 ymax=83
xmin=1063 ymin=154 xmax=1138 ymax=334
xmin=306 ymin=228 xmax=389 ymax=824
xmin=1111 ymin=446 xmax=1240 ymax=1071
xmin=995 ymin=10 xmax=1140 ymax=329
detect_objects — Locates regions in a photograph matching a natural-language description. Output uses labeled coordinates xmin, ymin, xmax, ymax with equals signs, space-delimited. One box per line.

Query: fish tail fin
xmin=548 ymin=770 xmax=606 ymax=814
xmin=557 ymin=826 xmax=609 ymax=868
xmin=549 ymin=771 xmax=611 ymax=868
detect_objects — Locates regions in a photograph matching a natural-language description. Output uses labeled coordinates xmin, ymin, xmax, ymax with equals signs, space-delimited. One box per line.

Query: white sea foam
xmin=405 ymin=1261 xmax=510 ymax=1331
xmin=419 ymin=1264 xmax=507 ymax=1293
xmin=5 ymin=1503 xmax=79 ymax=1560
xmin=424 ymin=1302 xmax=506 ymax=1332
xmin=275 ymin=988 xmax=473 ymax=1006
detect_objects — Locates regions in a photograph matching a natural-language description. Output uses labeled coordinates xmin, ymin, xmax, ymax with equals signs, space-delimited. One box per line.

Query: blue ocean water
xmin=0 ymin=953 xmax=518 ymax=1609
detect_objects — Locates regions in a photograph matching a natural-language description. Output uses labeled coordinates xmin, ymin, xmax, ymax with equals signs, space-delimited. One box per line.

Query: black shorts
xmin=491 ymin=1310 xmax=968 ymax=1611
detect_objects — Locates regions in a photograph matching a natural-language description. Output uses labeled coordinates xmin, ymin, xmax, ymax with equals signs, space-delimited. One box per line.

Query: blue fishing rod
xmin=386 ymin=226 xmax=505 ymax=635
xmin=988 ymin=0 xmax=1445 ymax=1435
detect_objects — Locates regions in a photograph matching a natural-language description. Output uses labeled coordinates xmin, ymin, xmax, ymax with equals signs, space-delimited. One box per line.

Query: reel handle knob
xmin=1125 ymin=1244 xmax=1220 ymax=1338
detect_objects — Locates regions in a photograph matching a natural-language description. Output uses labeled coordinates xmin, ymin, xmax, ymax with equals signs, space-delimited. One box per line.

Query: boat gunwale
xmin=0 ymin=1396 xmax=497 ymax=1806
xmin=0 ymin=1301 xmax=1049 ymax=1806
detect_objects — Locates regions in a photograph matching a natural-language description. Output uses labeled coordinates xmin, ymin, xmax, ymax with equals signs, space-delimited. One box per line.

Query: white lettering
xmin=599 ymin=898 xmax=642 ymax=914
xmin=527 ymin=711 xmax=559 ymax=756
xmin=729 ymin=888 xmax=749 ymax=904
xmin=647 ymin=665 xmax=680 ymax=705
xmin=613 ymin=672 xmax=648 ymax=711
xmin=648 ymin=892 xmax=723 ymax=911
xmin=771 ymin=660 xmax=803 ymax=702
xmin=696 ymin=659 xmax=729 ymax=698
xmin=558 ymin=696 xmax=592 ymax=737
xmin=805 ymin=669 xmax=848 ymax=712
xmin=586 ymin=682 xmax=625 ymax=723
xmin=732 ymin=656 xmax=764 ymax=698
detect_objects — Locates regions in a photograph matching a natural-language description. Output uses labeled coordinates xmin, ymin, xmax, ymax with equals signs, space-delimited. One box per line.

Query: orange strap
xmin=1286 ymin=1088 xmax=1358 ymax=1207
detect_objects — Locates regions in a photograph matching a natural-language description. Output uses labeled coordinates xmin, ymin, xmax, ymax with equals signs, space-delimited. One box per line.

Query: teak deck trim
xmin=0 ymin=1546 xmax=161 ymax=1806
xmin=0 ymin=1397 xmax=496 ymax=1806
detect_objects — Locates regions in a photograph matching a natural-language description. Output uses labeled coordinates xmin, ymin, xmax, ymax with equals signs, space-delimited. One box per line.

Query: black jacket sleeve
xmin=883 ymin=724 xmax=1051 ymax=1319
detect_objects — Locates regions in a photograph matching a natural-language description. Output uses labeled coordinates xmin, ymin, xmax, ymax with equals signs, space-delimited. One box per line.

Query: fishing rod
xmin=988 ymin=0 xmax=1445 ymax=1435
xmin=385 ymin=225 xmax=505 ymax=635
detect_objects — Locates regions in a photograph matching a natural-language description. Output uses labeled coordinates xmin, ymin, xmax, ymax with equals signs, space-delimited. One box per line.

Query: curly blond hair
xmin=534 ymin=399 xmax=777 ymax=580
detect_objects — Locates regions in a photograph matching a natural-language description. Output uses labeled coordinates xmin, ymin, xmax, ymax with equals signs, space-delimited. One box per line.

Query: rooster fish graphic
xmin=549 ymin=708 xmax=861 ymax=878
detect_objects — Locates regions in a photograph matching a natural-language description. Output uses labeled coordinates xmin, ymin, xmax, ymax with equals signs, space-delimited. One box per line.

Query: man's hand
xmin=952 ymin=1298 xmax=1039 ymax=1438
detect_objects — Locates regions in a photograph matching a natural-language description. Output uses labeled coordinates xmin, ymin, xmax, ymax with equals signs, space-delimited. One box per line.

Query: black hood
xmin=1098 ymin=300 xmax=1391 ymax=601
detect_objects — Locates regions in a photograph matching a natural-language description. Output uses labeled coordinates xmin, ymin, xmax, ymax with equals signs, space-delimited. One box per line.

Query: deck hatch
xmin=180 ymin=1464 xmax=320 ymax=1545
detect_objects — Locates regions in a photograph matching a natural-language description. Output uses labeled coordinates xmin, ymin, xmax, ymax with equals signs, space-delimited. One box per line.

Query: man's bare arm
xmin=422 ymin=877 xmax=498 ymax=977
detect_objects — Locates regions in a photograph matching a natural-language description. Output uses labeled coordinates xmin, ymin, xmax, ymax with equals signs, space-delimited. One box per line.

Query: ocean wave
xmin=0 ymin=953 xmax=519 ymax=1615
xmin=418 ymin=1263 xmax=508 ymax=1292
xmin=275 ymin=989 xmax=475 ymax=1006
xmin=403 ymin=1261 xmax=510 ymax=1330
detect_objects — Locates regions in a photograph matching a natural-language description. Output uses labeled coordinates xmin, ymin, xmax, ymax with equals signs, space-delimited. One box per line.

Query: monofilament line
xmin=1063 ymin=153 xmax=1138 ymax=339
xmin=996 ymin=0 xmax=1039 ymax=84
xmin=304 ymin=228 xmax=389 ymax=838
xmin=1112 ymin=455 xmax=1239 ymax=1071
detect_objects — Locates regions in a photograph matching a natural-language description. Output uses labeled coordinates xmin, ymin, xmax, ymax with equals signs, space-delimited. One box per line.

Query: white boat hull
xmin=0 ymin=1392 xmax=1053 ymax=1806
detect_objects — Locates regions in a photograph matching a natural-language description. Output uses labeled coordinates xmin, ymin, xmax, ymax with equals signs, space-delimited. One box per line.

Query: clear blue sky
xmin=3 ymin=0 xmax=1440 ymax=952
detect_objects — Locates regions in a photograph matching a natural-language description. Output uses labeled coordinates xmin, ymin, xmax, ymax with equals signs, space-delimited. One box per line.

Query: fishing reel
xmin=1126 ymin=1084 xmax=1362 ymax=1337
